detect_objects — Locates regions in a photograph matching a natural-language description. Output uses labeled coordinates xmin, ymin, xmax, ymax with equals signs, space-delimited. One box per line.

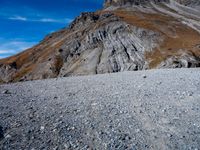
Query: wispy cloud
xmin=9 ymin=16 xmax=27 ymax=21
xmin=8 ymin=15 xmax=72 ymax=24
xmin=39 ymin=18 xmax=73 ymax=23
xmin=0 ymin=40 xmax=37 ymax=59
xmin=0 ymin=50 xmax=15 ymax=54
xmin=0 ymin=41 xmax=36 ymax=50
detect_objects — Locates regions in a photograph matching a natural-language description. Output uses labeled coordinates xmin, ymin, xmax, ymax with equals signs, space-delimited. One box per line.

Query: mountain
xmin=0 ymin=0 xmax=200 ymax=83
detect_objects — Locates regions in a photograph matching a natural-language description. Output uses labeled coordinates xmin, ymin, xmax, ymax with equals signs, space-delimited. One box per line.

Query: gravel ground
xmin=0 ymin=68 xmax=200 ymax=150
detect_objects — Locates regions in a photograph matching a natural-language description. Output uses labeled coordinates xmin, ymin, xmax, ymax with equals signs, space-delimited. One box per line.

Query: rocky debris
xmin=158 ymin=53 xmax=200 ymax=68
xmin=5 ymin=134 xmax=11 ymax=139
xmin=176 ymin=0 xmax=200 ymax=7
xmin=2 ymin=89 xmax=11 ymax=94
xmin=0 ymin=68 xmax=200 ymax=149
xmin=142 ymin=74 xmax=147 ymax=78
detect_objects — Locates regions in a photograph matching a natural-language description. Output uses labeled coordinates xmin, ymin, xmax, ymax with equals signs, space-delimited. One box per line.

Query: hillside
xmin=0 ymin=68 xmax=200 ymax=149
xmin=0 ymin=0 xmax=200 ymax=83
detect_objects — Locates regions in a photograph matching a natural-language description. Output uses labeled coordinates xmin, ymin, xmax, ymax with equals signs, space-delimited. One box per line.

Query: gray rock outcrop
xmin=104 ymin=0 xmax=170 ymax=7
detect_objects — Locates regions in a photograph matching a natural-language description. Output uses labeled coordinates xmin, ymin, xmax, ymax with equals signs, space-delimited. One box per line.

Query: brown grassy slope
xmin=0 ymin=29 xmax=69 ymax=81
xmin=113 ymin=10 xmax=200 ymax=68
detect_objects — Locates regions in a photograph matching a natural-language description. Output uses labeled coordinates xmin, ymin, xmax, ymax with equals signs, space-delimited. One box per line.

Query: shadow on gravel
xmin=0 ymin=126 xmax=4 ymax=140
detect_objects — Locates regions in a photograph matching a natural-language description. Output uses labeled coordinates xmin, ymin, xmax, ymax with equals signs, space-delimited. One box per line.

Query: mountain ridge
xmin=0 ymin=0 xmax=200 ymax=83
xmin=104 ymin=0 xmax=170 ymax=7
xmin=104 ymin=0 xmax=200 ymax=8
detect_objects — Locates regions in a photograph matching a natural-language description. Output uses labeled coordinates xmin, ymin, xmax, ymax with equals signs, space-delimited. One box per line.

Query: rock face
xmin=103 ymin=0 xmax=200 ymax=7
xmin=176 ymin=0 xmax=200 ymax=6
xmin=104 ymin=0 xmax=170 ymax=7
xmin=0 ymin=0 xmax=200 ymax=83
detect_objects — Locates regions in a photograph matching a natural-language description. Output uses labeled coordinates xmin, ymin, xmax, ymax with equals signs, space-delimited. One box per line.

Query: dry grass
xmin=12 ymin=65 xmax=33 ymax=82
xmin=0 ymin=29 xmax=69 ymax=81
xmin=54 ymin=55 xmax=64 ymax=75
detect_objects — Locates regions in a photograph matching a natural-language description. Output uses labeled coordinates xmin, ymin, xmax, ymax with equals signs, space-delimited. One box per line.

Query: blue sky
xmin=0 ymin=0 xmax=103 ymax=59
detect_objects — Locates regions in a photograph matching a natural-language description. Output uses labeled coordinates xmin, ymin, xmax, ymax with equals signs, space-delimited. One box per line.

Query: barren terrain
xmin=0 ymin=68 xmax=200 ymax=149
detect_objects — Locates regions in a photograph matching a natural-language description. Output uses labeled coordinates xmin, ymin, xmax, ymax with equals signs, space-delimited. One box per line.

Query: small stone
xmin=188 ymin=92 xmax=193 ymax=96
xmin=5 ymin=134 xmax=11 ymax=139
xmin=99 ymin=131 xmax=104 ymax=135
xmin=2 ymin=90 xmax=11 ymax=94
xmin=64 ymin=143 xmax=71 ymax=149
xmin=182 ymin=135 xmax=186 ymax=138
xmin=53 ymin=128 xmax=57 ymax=132
xmin=29 ymin=113 xmax=34 ymax=119
xmin=157 ymin=105 xmax=162 ymax=109
xmin=47 ymin=139 xmax=51 ymax=143
xmin=167 ymin=133 xmax=173 ymax=138
xmin=142 ymin=74 xmax=147 ymax=78
xmin=154 ymin=135 xmax=158 ymax=139
xmin=53 ymin=147 xmax=58 ymax=150
xmin=125 ymin=135 xmax=131 ymax=140
xmin=157 ymin=81 xmax=162 ymax=85
xmin=135 ymin=129 xmax=141 ymax=133
xmin=59 ymin=111 xmax=63 ymax=114
xmin=67 ymin=126 xmax=75 ymax=131
xmin=40 ymin=126 xmax=45 ymax=130
xmin=83 ymin=145 xmax=89 ymax=149
xmin=11 ymin=122 xmax=22 ymax=128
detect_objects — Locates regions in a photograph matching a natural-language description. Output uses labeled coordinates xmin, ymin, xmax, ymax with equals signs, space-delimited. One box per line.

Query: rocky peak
xmin=175 ymin=0 xmax=200 ymax=7
xmin=104 ymin=0 xmax=169 ymax=7
xmin=104 ymin=0 xmax=200 ymax=8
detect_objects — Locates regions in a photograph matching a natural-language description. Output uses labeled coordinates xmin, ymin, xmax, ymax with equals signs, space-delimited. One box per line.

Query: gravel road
xmin=0 ymin=68 xmax=200 ymax=150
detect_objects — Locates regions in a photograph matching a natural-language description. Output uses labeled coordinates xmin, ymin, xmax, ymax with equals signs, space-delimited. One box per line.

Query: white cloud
xmin=1 ymin=41 xmax=36 ymax=50
xmin=38 ymin=18 xmax=72 ymax=23
xmin=39 ymin=18 xmax=59 ymax=22
xmin=9 ymin=16 xmax=27 ymax=21
xmin=0 ymin=50 xmax=15 ymax=54
xmin=0 ymin=40 xmax=37 ymax=59
xmin=8 ymin=15 xmax=72 ymax=24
